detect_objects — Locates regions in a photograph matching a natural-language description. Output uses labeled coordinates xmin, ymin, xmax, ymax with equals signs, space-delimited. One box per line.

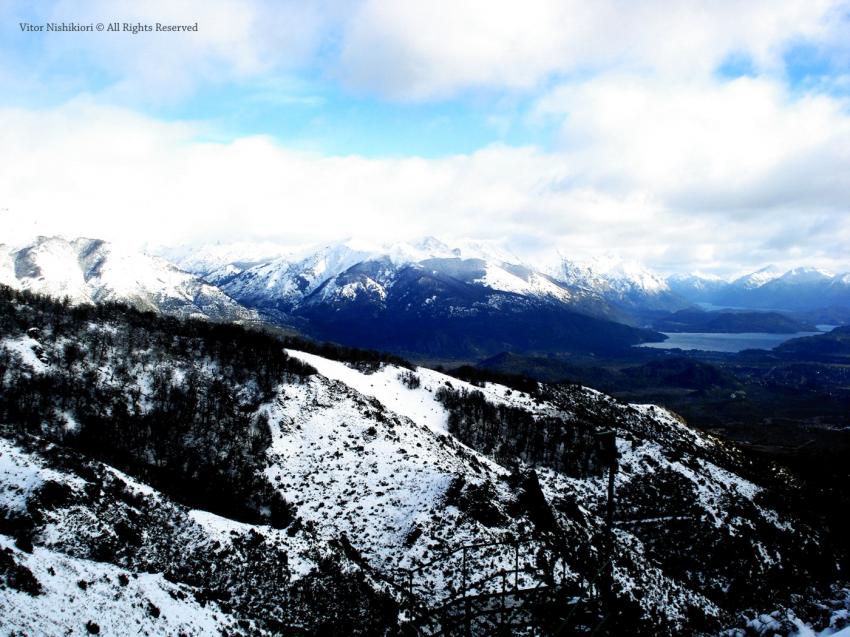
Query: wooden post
xmin=514 ymin=541 xmax=519 ymax=591
xmin=462 ymin=546 xmax=468 ymax=595
xmin=501 ymin=570 xmax=506 ymax=629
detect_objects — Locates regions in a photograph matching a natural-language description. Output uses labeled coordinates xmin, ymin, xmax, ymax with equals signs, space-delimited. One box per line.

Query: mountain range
xmin=3 ymin=235 xmax=848 ymax=359
xmin=157 ymin=236 xmax=850 ymax=319
xmin=174 ymin=237 xmax=685 ymax=356
xmin=668 ymin=266 xmax=850 ymax=312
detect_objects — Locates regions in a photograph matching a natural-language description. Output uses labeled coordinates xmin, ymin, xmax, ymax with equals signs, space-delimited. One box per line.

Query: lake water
xmin=637 ymin=330 xmax=828 ymax=353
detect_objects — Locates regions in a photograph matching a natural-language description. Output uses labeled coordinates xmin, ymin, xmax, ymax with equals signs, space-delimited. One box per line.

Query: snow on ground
xmin=615 ymin=436 xmax=761 ymax=530
xmin=13 ymin=237 xmax=91 ymax=303
xmin=102 ymin=465 xmax=158 ymax=498
xmin=1 ymin=335 xmax=49 ymax=374
xmin=188 ymin=508 xmax=316 ymax=579
xmin=0 ymin=535 xmax=238 ymax=636
xmin=262 ymin=355 xmax=749 ymax=610
xmin=0 ymin=439 xmax=85 ymax=515
xmin=286 ymin=350 xmax=548 ymax=437
xmin=264 ymin=375 xmax=463 ymax=563
xmin=629 ymin=403 xmax=711 ymax=449
xmin=474 ymin=263 xmax=572 ymax=302
xmin=286 ymin=350 xmax=450 ymax=434
xmin=260 ymin=370 xmax=551 ymax=601
xmin=1 ymin=332 xmax=829 ymax=631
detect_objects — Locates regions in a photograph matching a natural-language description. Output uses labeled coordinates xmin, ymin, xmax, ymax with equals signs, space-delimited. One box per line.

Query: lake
xmin=637 ymin=329 xmax=829 ymax=353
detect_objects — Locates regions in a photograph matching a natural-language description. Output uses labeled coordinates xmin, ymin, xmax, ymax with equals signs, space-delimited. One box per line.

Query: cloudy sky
xmin=1 ymin=0 xmax=849 ymax=275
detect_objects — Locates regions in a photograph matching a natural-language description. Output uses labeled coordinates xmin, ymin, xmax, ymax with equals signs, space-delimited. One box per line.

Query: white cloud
xmin=535 ymin=75 xmax=850 ymax=211
xmin=6 ymin=0 xmax=848 ymax=101
xmin=338 ymin=0 xmax=845 ymax=99
xmin=1 ymin=99 xmax=849 ymax=276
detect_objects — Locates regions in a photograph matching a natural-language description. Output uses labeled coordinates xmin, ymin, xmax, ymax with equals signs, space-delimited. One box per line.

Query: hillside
xmin=1 ymin=287 xmax=848 ymax=635
xmin=773 ymin=325 xmax=850 ymax=360
xmin=653 ymin=309 xmax=817 ymax=334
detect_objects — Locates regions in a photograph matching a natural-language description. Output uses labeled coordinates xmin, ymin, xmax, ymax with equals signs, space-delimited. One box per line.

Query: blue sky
xmin=1 ymin=0 xmax=849 ymax=275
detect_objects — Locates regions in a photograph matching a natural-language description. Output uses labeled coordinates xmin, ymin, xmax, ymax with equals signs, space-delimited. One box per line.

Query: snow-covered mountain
xmin=546 ymin=254 xmax=687 ymax=311
xmin=1 ymin=235 xmax=673 ymax=358
xmin=1 ymin=236 xmax=254 ymax=321
xmin=670 ymin=265 xmax=850 ymax=311
xmin=179 ymin=237 xmax=661 ymax=356
xmin=191 ymin=238 xmax=686 ymax=318
xmin=156 ymin=240 xmax=297 ymax=277
xmin=1 ymin=288 xmax=846 ymax=635
xmin=195 ymin=237 xmax=535 ymax=308
xmin=731 ymin=265 xmax=785 ymax=290
xmin=666 ymin=273 xmax=728 ymax=304
xmin=7 ymin=235 xmax=848 ymax=359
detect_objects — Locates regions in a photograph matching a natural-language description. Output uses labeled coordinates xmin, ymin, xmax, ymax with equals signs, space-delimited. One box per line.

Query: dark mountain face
xmin=653 ymin=308 xmax=817 ymax=333
xmin=715 ymin=280 xmax=837 ymax=311
xmin=294 ymin=260 xmax=662 ymax=358
xmin=774 ymin=325 xmax=850 ymax=359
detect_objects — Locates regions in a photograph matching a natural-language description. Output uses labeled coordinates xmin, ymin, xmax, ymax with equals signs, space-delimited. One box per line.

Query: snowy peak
xmin=311 ymin=236 xmax=518 ymax=269
xmin=831 ymin=272 xmax=850 ymax=287
xmin=548 ymin=254 xmax=669 ymax=294
xmin=217 ymin=241 xmax=376 ymax=310
xmin=214 ymin=237 xmax=581 ymax=317
xmin=374 ymin=236 xmax=459 ymax=264
xmin=586 ymin=256 xmax=670 ymax=294
xmin=671 ymin=264 xmax=850 ymax=311
xmin=774 ymin=266 xmax=835 ymax=285
xmin=1 ymin=236 xmax=253 ymax=321
xmin=307 ymin=257 xmax=395 ymax=305
xmin=731 ymin=264 xmax=783 ymax=289
xmin=667 ymin=272 xmax=725 ymax=289
xmin=12 ymin=236 xmax=92 ymax=302
xmin=155 ymin=240 xmax=297 ymax=276
xmin=545 ymin=253 xmax=684 ymax=311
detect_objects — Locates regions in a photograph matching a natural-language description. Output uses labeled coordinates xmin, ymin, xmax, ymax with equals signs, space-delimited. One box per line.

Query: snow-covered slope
xmin=0 ymin=433 xmax=385 ymax=636
xmin=0 ymin=288 xmax=846 ymax=634
xmin=212 ymin=241 xmax=376 ymax=311
xmin=1 ymin=533 xmax=240 ymax=636
xmin=3 ymin=236 xmax=254 ymax=321
xmin=269 ymin=350 xmax=819 ymax=620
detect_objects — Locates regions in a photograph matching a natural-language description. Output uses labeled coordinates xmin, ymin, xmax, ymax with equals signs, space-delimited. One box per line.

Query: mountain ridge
xmin=1 ymin=236 xmax=255 ymax=322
